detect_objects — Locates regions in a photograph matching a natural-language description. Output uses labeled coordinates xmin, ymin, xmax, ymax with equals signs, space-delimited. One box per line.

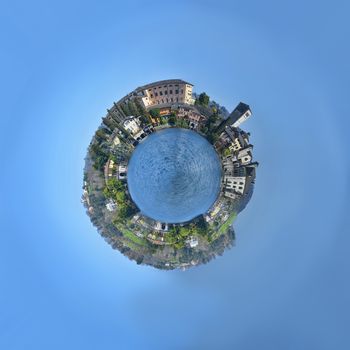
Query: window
xmin=160 ymin=91 xmax=163 ymax=96
xmin=155 ymin=92 xmax=158 ymax=96
xmin=150 ymin=94 xmax=153 ymax=98
xmin=239 ymin=182 xmax=244 ymax=185
xmin=164 ymin=91 xmax=167 ymax=95
xmin=175 ymin=90 xmax=179 ymax=94
xmin=171 ymin=98 xmax=173 ymax=102
xmin=169 ymin=90 xmax=173 ymax=94
xmin=181 ymin=89 xmax=183 ymax=94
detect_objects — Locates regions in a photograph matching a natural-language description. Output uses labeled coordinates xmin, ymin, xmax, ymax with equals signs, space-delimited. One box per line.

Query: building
xmin=106 ymin=199 xmax=117 ymax=212
xmin=215 ymin=102 xmax=252 ymax=134
xmin=236 ymin=145 xmax=253 ymax=165
xmin=154 ymin=222 xmax=169 ymax=232
xmin=242 ymin=165 xmax=257 ymax=196
xmin=219 ymin=126 xmax=247 ymax=152
xmin=104 ymin=159 xmax=115 ymax=183
xmin=123 ymin=116 xmax=141 ymax=135
xmin=117 ymin=164 xmax=127 ymax=180
xmin=223 ymin=166 xmax=247 ymax=194
xmin=112 ymin=135 xmax=120 ymax=146
xmin=186 ymin=236 xmax=199 ymax=248
xmin=136 ymin=79 xmax=195 ymax=108
xmin=224 ymin=175 xmax=246 ymax=194
xmin=224 ymin=190 xmax=240 ymax=200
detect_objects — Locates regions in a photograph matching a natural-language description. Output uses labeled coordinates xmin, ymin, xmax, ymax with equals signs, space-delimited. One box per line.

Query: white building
xmin=106 ymin=199 xmax=117 ymax=212
xmin=216 ymin=102 xmax=252 ymax=134
xmin=224 ymin=191 xmax=240 ymax=200
xmin=223 ymin=166 xmax=247 ymax=194
xmin=237 ymin=145 xmax=253 ymax=165
xmin=232 ymin=109 xmax=251 ymax=127
xmin=154 ymin=222 xmax=168 ymax=231
xmin=123 ymin=116 xmax=141 ymax=135
xmin=118 ymin=164 xmax=127 ymax=180
xmin=224 ymin=175 xmax=246 ymax=194
xmin=186 ymin=236 xmax=198 ymax=248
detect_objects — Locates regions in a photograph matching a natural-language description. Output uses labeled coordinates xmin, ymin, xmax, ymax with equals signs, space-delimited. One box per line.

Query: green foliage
xmin=196 ymin=216 xmax=208 ymax=232
xmin=179 ymin=226 xmax=191 ymax=238
xmin=218 ymin=212 xmax=237 ymax=235
xmin=103 ymin=178 xmax=124 ymax=200
xmin=104 ymin=177 xmax=138 ymax=220
xmin=134 ymin=99 xmax=152 ymax=123
xmin=120 ymin=103 xmax=131 ymax=116
xmin=223 ymin=148 xmax=231 ymax=157
xmin=206 ymin=133 xmax=218 ymax=145
xmin=94 ymin=129 xmax=110 ymax=144
xmin=127 ymin=101 xmax=138 ymax=116
xmin=175 ymin=118 xmax=188 ymax=128
xmin=116 ymin=191 xmax=126 ymax=202
xmin=168 ymin=113 xmax=176 ymax=125
xmin=90 ymin=143 xmax=109 ymax=171
xmin=196 ymin=92 xmax=210 ymax=107
xmin=102 ymin=117 xmax=118 ymax=131
xmin=149 ymin=108 xmax=160 ymax=118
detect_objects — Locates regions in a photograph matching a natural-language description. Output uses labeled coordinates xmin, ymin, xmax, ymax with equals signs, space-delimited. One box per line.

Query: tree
xmin=90 ymin=143 xmax=109 ymax=170
xmin=103 ymin=178 xmax=125 ymax=199
xmin=223 ymin=148 xmax=231 ymax=157
xmin=149 ymin=108 xmax=160 ymax=118
xmin=196 ymin=92 xmax=210 ymax=107
xmin=120 ymin=103 xmax=131 ymax=116
xmin=128 ymin=101 xmax=138 ymax=116
xmin=116 ymin=191 xmax=126 ymax=203
xmin=179 ymin=226 xmax=191 ymax=238
xmin=207 ymin=133 xmax=218 ymax=145
xmin=117 ymin=204 xmax=128 ymax=219
xmin=168 ymin=112 xmax=176 ymax=125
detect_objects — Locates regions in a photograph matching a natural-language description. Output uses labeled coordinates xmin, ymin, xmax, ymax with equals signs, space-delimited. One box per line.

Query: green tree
xmin=128 ymin=101 xmax=138 ymax=116
xmin=168 ymin=112 xmax=176 ymax=125
xmin=179 ymin=226 xmax=191 ymax=238
xmin=196 ymin=92 xmax=210 ymax=107
xmin=223 ymin=148 xmax=231 ymax=157
xmin=149 ymin=108 xmax=160 ymax=118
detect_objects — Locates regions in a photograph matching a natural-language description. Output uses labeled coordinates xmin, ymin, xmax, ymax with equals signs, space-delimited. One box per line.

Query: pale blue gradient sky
xmin=1 ymin=1 xmax=349 ymax=349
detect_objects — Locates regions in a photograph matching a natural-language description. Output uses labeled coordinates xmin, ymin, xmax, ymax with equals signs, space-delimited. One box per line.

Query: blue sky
xmin=1 ymin=0 xmax=349 ymax=349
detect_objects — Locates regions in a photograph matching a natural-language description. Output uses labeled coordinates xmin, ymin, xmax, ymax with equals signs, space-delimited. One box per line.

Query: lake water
xmin=127 ymin=128 xmax=222 ymax=223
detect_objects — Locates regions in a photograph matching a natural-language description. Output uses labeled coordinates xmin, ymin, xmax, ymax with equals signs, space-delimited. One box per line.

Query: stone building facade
xmin=136 ymin=79 xmax=195 ymax=108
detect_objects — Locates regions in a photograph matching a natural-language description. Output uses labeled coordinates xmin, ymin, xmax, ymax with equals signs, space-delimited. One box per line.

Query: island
xmin=82 ymin=79 xmax=258 ymax=269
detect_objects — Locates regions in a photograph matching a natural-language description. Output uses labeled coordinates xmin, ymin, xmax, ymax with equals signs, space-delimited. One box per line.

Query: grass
xmin=116 ymin=224 xmax=148 ymax=246
xmin=212 ymin=212 xmax=237 ymax=240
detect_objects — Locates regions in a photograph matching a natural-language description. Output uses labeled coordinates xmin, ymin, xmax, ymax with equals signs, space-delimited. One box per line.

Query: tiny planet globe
xmin=82 ymin=79 xmax=258 ymax=270
xmin=127 ymin=128 xmax=222 ymax=223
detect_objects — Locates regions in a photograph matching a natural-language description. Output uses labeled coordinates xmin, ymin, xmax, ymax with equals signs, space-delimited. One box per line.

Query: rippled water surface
xmin=127 ymin=128 xmax=222 ymax=223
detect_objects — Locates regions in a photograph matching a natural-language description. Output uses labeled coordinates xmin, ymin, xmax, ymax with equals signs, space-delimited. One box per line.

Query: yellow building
xmin=136 ymin=79 xmax=195 ymax=108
